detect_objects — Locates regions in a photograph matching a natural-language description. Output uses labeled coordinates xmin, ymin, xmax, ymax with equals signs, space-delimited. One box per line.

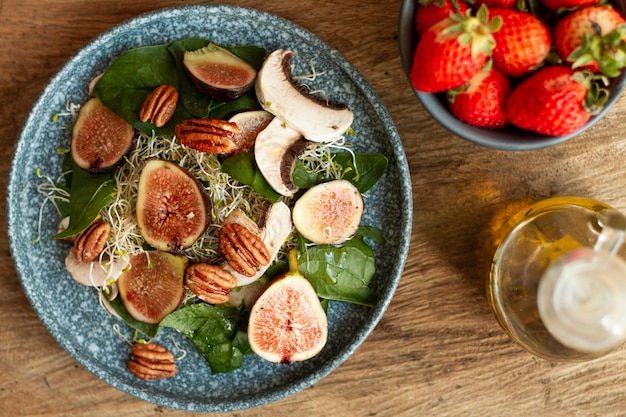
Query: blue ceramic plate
xmin=7 ymin=5 xmax=411 ymax=412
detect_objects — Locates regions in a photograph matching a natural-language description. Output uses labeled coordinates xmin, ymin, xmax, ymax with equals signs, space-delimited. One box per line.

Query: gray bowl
xmin=398 ymin=0 xmax=626 ymax=151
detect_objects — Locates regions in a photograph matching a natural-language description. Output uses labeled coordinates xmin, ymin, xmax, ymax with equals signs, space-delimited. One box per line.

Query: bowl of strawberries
xmin=399 ymin=0 xmax=626 ymax=150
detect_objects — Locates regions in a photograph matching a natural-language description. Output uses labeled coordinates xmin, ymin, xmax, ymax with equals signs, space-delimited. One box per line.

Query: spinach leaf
xmin=333 ymin=153 xmax=388 ymax=193
xmin=160 ymin=303 xmax=247 ymax=374
xmin=298 ymin=236 xmax=376 ymax=307
xmin=292 ymin=159 xmax=321 ymax=189
xmin=106 ymin=297 xmax=160 ymax=338
xmin=355 ymin=225 xmax=385 ymax=244
xmin=53 ymin=160 xmax=115 ymax=239
xmin=93 ymin=39 xmax=266 ymax=135
xmin=93 ymin=43 xmax=186 ymax=136
xmin=220 ymin=151 xmax=282 ymax=203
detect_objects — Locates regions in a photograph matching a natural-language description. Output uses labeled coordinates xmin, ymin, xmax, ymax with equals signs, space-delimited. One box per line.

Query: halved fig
xmin=71 ymin=98 xmax=134 ymax=172
xmin=255 ymin=49 xmax=354 ymax=142
xmin=254 ymin=117 xmax=310 ymax=197
xmin=228 ymin=110 xmax=273 ymax=154
xmin=136 ymin=159 xmax=211 ymax=252
xmin=183 ymin=43 xmax=257 ymax=102
xmin=248 ymin=249 xmax=327 ymax=364
xmin=117 ymin=251 xmax=187 ymax=324
xmin=292 ymin=179 xmax=363 ymax=245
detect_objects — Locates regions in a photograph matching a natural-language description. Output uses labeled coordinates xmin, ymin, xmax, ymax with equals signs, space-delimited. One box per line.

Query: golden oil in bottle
xmin=488 ymin=196 xmax=626 ymax=361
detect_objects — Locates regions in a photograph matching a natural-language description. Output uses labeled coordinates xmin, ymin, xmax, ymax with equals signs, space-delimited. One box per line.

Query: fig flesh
xmin=117 ymin=251 xmax=187 ymax=324
xmin=136 ymin=159 xmax=211 ymax=252
xmin=292 ymin=179 xmax=363 ymax=245
xmin=248 ymin=250 xmax=327 ymax=363
xmin=71 ymin=98 xmax=134 ymax=172
xmin=228 ymin=110 xmax=273 ymax=154
xmin=183 ymin=43 xmax=257 ymax=102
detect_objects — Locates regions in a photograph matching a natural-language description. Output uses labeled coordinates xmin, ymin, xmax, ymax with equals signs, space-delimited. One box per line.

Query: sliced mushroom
xmin=222 ymin=201 xmax=293 ymax=288
xmin=99 ymin=282 xmax=122 ymax=319
xmin=255 ymin=49 xmax=354 ymax=142
xmin=223 ymin=207 xmax=261 ymax=235
xmin=64 ymin=248 xmax=129 ymax=287
xmin=254 ymin=116 xmax=311 ymax=196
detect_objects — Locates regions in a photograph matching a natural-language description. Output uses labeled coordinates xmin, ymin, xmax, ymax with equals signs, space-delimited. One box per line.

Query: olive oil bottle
xmin=488 ymin=196 xmax=626 ymax=361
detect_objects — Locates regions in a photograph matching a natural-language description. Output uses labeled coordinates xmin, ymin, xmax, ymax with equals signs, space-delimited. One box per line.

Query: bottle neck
xmin=538 ymin=249 xmax=626 ymax=354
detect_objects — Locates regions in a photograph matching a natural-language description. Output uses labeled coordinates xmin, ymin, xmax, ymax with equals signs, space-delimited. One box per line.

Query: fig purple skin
xmin=183 ymin=43 xmax=257 ymax=102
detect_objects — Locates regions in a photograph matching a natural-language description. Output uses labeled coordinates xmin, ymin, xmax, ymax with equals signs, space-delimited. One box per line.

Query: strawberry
xmin=415 ymin=0 xmax=469 ymax=37
xmin=490 ymin=9 xmax=552 ymax=78
xmin=553 ymin=5 xmax=626 ymax=77
xmin=411 ymin=5 xmax=502 ymax=93
xmin=447 ymin=66 xmax=512 ymax=128
xmin=541 ymin=0 xmax=600 ymax=12
xmin=474 ymin=0 xmax=519 ymax=10
xmin=505 ymin=65 xmax=608 ymax=136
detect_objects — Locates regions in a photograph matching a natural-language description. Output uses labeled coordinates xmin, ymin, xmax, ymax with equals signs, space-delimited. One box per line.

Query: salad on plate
xmin=36 ymin=37 xmax=388 ymax=380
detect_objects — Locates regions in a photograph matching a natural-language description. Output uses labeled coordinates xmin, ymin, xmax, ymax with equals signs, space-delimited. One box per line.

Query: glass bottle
xmin=488 ymin=196 xmax=626 ymax=361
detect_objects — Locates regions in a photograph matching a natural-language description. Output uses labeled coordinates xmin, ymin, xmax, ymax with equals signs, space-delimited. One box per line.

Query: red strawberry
xmin=411 ymin=5 xmax=502 ymax=93
xmin=553 ymin=5 xmax=626 ymax=77
xmin=490 ymin=9 xmax=552 ymax=78
xmin=505 ymin=65 xmax=607 ymax=136
xmin=415 ymin=0 xmax=469 ymax=37
xmin=541 ymin=0 xmax=600 ymax=12
xmin=474 ymin=0 xmax=518 ymax=9
xmin=447 ymin=66 xmax=512 ymax=128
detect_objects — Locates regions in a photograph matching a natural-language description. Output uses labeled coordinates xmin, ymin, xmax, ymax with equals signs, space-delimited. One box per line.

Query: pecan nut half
xmin=186 ymin=263 xmax=237 ymax=304
xmin=128 ymin=341 xmax=177 ymax=381
xmin=74 ymin=218 xmax=111 ymax=263
xmin=139 ymin=84 xmax=178 ymax=128
xmin=219 ymin=223 xmax=270 ymax=277
xmin=175 ymin=118 xmax=239 ymax=154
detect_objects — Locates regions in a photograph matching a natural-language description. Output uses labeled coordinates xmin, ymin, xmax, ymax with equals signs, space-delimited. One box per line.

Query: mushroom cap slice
xmin=254 ymin=117 xmax=310 ymax=197
xmin=255 ymin=49 xmax=354 ymax=142
xmin=223 ymin=202 xmax=293 ymax=288
xmin=65 ymin=248 xmax=130 ymax=287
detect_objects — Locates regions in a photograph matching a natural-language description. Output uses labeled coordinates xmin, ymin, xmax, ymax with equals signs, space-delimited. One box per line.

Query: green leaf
xmin=93 ymin=39 xmax=267 ymax=135
xmin=93 ymin=43 xmax=185 ymax=136
xmin=53 ymin=160 xmax=115 ymax=239
xmin=355 ymin=225 xmax=385 ymax=244
xmin=160 ymin=303 xmax=247 ymax=374
xmin=332 ymin=153 xmax=388 ymax=193
xmin=220 ymin=151 xmax=282 ymax=203
xmin=299 ymin=237 xmax=376 ymax=306
xmin=106 ymin=296 xmax=160 ymax=338
xmin=292 ymin=159 xmax=321 ymax=189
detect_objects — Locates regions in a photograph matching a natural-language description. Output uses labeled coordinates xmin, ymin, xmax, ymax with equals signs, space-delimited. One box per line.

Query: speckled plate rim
xmin=397 ymin=0 xmax=626 ymax=151
xmin=7 ymin=4 xmax=412 ymax=412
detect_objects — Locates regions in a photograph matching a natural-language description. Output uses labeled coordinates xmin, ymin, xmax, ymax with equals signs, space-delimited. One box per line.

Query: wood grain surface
xmin=2 ymin=1 xmax=626 ymax=416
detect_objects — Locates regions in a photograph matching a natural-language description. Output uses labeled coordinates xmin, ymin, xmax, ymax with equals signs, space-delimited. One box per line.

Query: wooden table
xmin=3 ymin=1 xmax=626 ymax=416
